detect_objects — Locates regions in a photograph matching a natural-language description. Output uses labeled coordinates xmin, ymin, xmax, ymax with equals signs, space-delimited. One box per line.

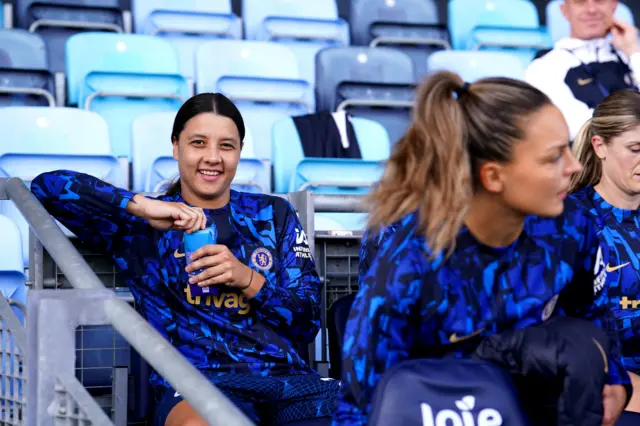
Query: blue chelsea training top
xmin=333 ymin=197 xmax=630 ymax=426
xmin=31 ymin=170 xmax=321 ymax=391
xmin=572 ymin=186 xmax=640 ymax=373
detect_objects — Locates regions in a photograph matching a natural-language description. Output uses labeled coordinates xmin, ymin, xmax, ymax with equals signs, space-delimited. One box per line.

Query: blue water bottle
xmin=183 ymin=227 xmax=217 ymax=296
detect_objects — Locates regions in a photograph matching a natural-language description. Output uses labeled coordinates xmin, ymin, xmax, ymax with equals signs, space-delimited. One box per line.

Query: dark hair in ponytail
xmin=165 ymin=93 xmax=245 ymax=196
xmin=366 ymin=71 xmax=551 ymax=256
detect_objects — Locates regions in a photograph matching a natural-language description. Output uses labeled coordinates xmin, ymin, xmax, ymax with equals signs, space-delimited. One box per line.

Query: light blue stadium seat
xmin=133 ymin=0 xmax=242 ymax=82
xmin=0 ymin=107 xmax=121 ymax=265
xmin=243 ymin=0 xmax=349 ymax=108
xmin=131 ymin=111 xmax=269 ymax=194
xmin=0 ymin=215 xmax=26 ymax=319
xmin=427 ymin=51 xmax=526 ymax=82
xmin=350 ymin=0 xmax=449 ymax=79
xmin=0 ymin=29 xmax=55 ymax=106
xmin=315 ymin=46 xmax=415 ymax=145
xmin=196 ymin=40 xmax=310 ymax=161
xmin=449 ymin=0 xmax=550 ymax=65
xmin=547 ymin=0 xmax=634 ymax=42
xmin=66 ymin=33 xmax=189 ymax=158
xmin=272 ymin=116 xmax=389 ymax=230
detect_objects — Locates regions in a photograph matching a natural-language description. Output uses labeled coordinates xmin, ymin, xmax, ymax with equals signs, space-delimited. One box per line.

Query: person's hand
xmin=127 ymin=195 xmax=206 ymax=233
xmin=611 ymin=19 xmax=640 ymax=57
xmin=186 ymin=244 xmax=253 ymax=289
xmin=602 ymin=384 xmax=627 ymax=426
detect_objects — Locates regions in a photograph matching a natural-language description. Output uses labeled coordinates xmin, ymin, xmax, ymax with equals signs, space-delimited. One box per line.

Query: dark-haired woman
xmin=333 ymin=72 xmax=631 ymax=426
xmin=31 ymin=93 xmax=338 ymax=426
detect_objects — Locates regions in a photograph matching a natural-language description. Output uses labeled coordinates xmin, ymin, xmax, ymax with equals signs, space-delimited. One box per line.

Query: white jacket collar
xmin=555 ymin=37 xmax=611 ymax=51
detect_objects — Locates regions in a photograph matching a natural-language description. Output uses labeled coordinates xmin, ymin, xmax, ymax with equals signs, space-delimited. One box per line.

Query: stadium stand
xmin=448 ymin=0 xmax=551 ymax=65
xmin=0 ymin=215 xmax=26 ymax=319
xmin=131 ymin=111 xmax=268 ymax=193
xmin=427 ymin=50 xmax=526 ymax=82
xmin=66 ymin=32 xmax=189 ymax=158
xmin=243 ymin=0 xmax=349 ymax=107
xmin=196 ymin=39 xmax=310 ymax=160
xmin=546 ymin=0 xmax=635 ymax=42
xmin=0 ymin=106 xmax=122 ymax=265
xmin=132 ymin=0 xmax=242 ymax=82
xmin=15 ymin=0 xmax=128 ymax=73
xmin=0 ymin=29 xmax=55 ymax=106
xmin=315 ymin=46 xmax=415 ymax=145
xmin=350 ymin=0 xmax=450 ymax=78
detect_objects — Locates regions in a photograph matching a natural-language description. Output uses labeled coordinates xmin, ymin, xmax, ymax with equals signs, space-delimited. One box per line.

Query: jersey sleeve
xmin=559 ymin=215 xmax=632 ymax=399
xmin=333 ymin=225 xmax=441 ymax=426
xmin=250 ymin=201 xmax=322 ymax=344
xmin=30 ymin=170 xmax=145 ymax=255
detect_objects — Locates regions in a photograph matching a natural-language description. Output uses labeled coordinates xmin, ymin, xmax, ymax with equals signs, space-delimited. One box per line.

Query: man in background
xmin=526 ymin=0 xmax=639 ymax=140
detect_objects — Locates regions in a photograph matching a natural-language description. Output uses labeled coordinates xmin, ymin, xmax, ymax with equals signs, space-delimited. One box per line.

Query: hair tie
xmin=454 ymin=82 xmax=471 ymax=99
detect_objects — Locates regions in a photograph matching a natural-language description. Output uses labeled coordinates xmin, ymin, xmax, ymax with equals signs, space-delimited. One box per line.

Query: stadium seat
xmin=0 ymin=107 xmax=122 ymax=264
xmin=547 ymin=0 xmax=635 ymax=42
xmin=427 ymin=51 xmax=526 ymax=82
xmin=243 ymin=0 xmax=350 ymax=107
xmin=0 ymin=215 xmax=27 ymax=319
xmin=196 ymin=40 xmax=310 ymax=161
xmin=66 ymin=33 xmax=189 ymax=158
xmin=327 ymin=293 xmax=355 ymax=380
xmin=0 ymin=29 xmax=55 ymax=106
xmin=369 ymin=358 xmax=530 ymax=426
xmin=15 ymin=0 xmax=126 ymax=73
xmin=132 ymin=0 xmax=242 ymax=82
xmin=131 ymin=111 xmax=269 ymax=193
xmin=315 ymin=46 xmax=415 ymax=145
xmin=272 ymin=115 xmax=388 ymax=230
xmin=448 ymin=0 xmax=551 ymax=65
xmin=350 ymin=0 xmax=450 ymax=78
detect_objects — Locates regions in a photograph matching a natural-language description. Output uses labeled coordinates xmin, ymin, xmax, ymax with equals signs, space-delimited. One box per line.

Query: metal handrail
xmin=1 ymin=178 xmax=253 ymax=426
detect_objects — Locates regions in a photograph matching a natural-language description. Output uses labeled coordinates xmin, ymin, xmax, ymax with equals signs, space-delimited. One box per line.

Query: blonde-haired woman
xmin=570 ymin=89 xmax=640 ymax=422
xmin=332 ymin=72 xmax=631 ymax=426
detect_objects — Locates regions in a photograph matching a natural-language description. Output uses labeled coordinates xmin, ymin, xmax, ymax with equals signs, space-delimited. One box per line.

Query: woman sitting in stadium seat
xmin=31 ymin=93 xmax=338 ymax=426
xmin=570 ymin=89 xmax=640 ymax=425
xmin=333 ymin=72 xmax=631 ymax=426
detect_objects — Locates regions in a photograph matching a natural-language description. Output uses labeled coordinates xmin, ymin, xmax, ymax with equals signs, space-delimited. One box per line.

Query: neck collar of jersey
xmin=555 ymin=37 xmax=610 ymax=51
xmin=589 ymin=186 xmax=640 ymax=224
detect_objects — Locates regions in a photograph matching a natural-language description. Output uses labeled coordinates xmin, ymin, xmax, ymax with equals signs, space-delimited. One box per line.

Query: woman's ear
xmin=591 ymin=135 xmax=607 ymax=160
xmin=172 ymin=136 xmax=179 ymax=161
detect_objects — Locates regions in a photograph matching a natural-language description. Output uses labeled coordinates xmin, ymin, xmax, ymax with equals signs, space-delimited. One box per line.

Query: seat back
xmin=350 ymin=0 xmax=440 ymax=45
xmin=0 ymin=107 xmax=120 ymax=264
xmin=546 ymin=0 xmax=634 ymax=42
xmin=327 ymin=293 xmax=355 ymax=380
xmin=0 ymin=29 xmax=54 ymax=106
xmin=132 ymin=0 xmax=241 ymax=80
xmin=196 ymin=40 xmax=309 ymax=160
xmin=243 ymin=0 xmax=349 ymax=107
xmin=66 ymin=33 xmax=188 ymax=157
xmin=369 ymin=358 xmax=530 ymax=426
xmin=16 ymin=0 xmax=124 ymax=73
xmin=315 ymin=46 xmax=415 ymax=144
xmin=448 ymin=0 xmax=540 ymax=50
xmin=271 ymin=115 xmax=389 ymax=193
xmin=427 ymin=50 xmax=525 ymax=81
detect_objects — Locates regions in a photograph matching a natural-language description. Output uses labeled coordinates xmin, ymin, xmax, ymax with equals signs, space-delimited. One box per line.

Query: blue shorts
xmin=154 ymin=374 xmax=340 ymax=426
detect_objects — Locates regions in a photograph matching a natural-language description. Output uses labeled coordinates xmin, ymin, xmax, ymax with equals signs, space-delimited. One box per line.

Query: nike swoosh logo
xmin=174 ymin=249 xmax=185 ymax=258
xmin=449 ymin=328 xmax=484 ymax=344
xmin=605 ymin=262 xmax=630 ymax=273
xmin=578 ymin=77 xmax=593 ymax=86
xmin=174 ymin=391 xmax=181 ymax=398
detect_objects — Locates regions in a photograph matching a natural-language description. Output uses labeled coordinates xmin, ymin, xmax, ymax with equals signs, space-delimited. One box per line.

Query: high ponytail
xmin=367 ymin=72 xmax=471 ymax=256
xmin=367 ymin=71 xmax=553 ymax=257
xmin=569 ymin=89 xmax=640 ymax=194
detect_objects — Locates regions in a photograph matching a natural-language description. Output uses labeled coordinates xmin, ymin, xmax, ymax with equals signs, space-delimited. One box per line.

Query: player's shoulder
xmin=231 ymin=190 xmax=293 ymax=217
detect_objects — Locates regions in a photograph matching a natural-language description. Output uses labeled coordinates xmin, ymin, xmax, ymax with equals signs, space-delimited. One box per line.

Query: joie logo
xmin=421 ymin=396 xmax=503 ymax=426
